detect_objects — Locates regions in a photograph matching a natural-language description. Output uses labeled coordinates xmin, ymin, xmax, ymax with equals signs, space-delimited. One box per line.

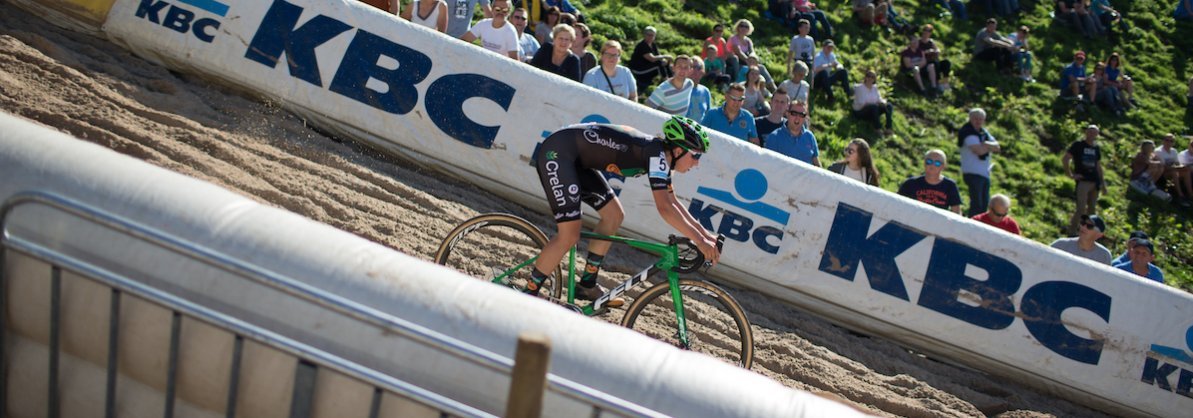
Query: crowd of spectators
xmin=373 ymin=0 xmax=1190 ymax=286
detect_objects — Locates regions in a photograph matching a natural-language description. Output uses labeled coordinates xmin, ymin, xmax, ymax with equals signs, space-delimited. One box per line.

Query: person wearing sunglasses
xmin=1050 ymin=214 xmax=1112 ymax=265
xmin=401 ymin=0 xmax=449 ymax=33
xmin=444 ymin=0 xmax=493 ymax=38
xmin=827 ymin=138 xmax=880 ymax=186
xmin=764 ymin=101 xmax=820 ymax=167
xmin=509 ymin=7 xmax=539 ymax=62
xmin=459 ymin=0 xmax=519 ymax=60
xmin=898 ymin=149 xmax=961 ymax=214
xmin=526 ymin=116 xmax=719 ymax=304
xmin=971 ymin=194 xmax=1021 ymax=235
xmin=700 ymin=82 xmax=760 ymax=146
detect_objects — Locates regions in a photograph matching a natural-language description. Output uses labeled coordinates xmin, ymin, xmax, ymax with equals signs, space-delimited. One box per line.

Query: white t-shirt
xmin=960 ymin=132 xmax=996 ymax=177
xmin=788 ymin=35 xmax=816 ymax=62
xmin=844 ymin=166 xmax=866 ymax=183
xmin=779 ymin=79 xmax=810 ymax=103
xmin=1156 ymin=146 xmax=1180 ymax=165
xmin=467 ymin=18 xmax=519 ymax=57
xmin=1179 ymin=149 xmax=1193 ymax=166
xmin=851 ymin=83 xmax=882 ymax=111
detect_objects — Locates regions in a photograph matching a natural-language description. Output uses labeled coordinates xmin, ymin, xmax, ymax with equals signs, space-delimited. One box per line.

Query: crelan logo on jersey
xmin=134 ymin=0 xmax=228 ymax=43
xmin=689 ymin=169 xmax=787 ymax=254
xmin=1140 ymin=326 xmax=1193 ymax=399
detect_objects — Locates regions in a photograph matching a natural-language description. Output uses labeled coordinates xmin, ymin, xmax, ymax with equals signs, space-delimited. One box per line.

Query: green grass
xmin=579 ymin=0 xmax=1193 ymax=289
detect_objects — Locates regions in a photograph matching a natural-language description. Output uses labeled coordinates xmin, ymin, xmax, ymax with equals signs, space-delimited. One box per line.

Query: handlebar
xmin=669 ymin=234 xmax=725 ymax=274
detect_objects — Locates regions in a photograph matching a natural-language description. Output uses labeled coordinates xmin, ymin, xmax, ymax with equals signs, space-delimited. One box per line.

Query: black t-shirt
xmin=628 ymin=40 xmax=659 ymax=72
xmin=531 ymin=42 xmax=582 ymax=82
xmin=755 ymin=116 xmax=784 ymax=146
xmin=898 ymin=175 xmax=962 ymax=210
xmin=1067 ymin=140 xmax=1101 ymax=181
xmin=553 ymin=123 xmax=672 ymax=190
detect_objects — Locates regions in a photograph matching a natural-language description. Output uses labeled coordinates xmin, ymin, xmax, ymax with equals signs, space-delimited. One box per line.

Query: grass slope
xmin=580 ymin=0 xmax=1193 ymax=289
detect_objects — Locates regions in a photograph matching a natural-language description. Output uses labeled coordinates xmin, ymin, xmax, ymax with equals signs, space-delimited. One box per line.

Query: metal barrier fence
xmin=0 ymin=192 xmax=654 ymax=418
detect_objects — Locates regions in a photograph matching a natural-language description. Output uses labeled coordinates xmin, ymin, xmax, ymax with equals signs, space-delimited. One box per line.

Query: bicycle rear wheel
xmin=620 ymin=279 xmax=754 ymax=369
xmin=434 ymin=213 xmax=564 ymax=301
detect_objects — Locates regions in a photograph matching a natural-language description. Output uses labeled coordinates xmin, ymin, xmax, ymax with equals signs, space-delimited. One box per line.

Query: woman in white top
xmin=401 ymin=0 xmax=448 ymax=33
xmin=827 ymin=138 xmax=881 ymax=186
xmin=851 ymin=70 xmax=893 ymax=135
xmin=779 ymin=61 xmax=811 ymax=105
xmin=742 ymin=66 xmax=772 ymax=117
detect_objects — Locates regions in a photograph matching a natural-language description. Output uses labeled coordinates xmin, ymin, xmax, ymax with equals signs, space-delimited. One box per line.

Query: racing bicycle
xmin=433 ymin=213 xmax=755 ymax=368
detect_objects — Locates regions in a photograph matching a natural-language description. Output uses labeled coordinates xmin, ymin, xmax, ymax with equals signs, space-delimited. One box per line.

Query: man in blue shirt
xmin=764 ymin=101 xmax=821 ymax=167
xmin=700 ymin=83 xmax=759 ymax=145
xmin=686 ymin=57 xmax=712 ymax=122
xmin=1114 ymin=238 xmax=1165 ymax=284
xmin=1059 ymin=50 xmax=1087 ymax=98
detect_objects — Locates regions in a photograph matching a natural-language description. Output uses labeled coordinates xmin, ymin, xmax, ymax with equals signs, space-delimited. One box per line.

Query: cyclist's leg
xmin=578 ymin=170 xmax=623 ymax=286
xmin=530 ymin=135 xmax=585 ymax=294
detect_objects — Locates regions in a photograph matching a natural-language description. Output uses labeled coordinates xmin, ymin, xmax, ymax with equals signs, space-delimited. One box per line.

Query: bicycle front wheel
xmin=433 ymin=213 xmax=563 ymax=301
xmin=620 ymin=279 xmax=754 ymax=369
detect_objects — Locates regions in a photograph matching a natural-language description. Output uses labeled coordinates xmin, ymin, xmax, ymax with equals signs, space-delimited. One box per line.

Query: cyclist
xmin=528 ymin=115 xmax=721 ymax=305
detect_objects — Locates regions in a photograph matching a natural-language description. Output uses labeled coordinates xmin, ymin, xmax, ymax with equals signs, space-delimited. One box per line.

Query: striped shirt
xmin=647 ymin=78 xmax=694 ymax=115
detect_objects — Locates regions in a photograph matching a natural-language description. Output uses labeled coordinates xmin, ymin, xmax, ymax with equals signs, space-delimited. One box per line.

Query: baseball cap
xmin=1129 ymin=230 xmax=1149 ymax=240
xmin=1074 ymin=50 xmax=1086 ymax=59
xmin=823 ymin=39 xmax=835 ymax=47
xmin=1086 ymin=124 xmax=1099 ymax=132
xmin=1081 ymin=214 xmax=1106 ymax=233
xmin=643 ymin=26 xmax=657 ymax=34
xmin=1134 ymin=239 xmax=1155 ymax=255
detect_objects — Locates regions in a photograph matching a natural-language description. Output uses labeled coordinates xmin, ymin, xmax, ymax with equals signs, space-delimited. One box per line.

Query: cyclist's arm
xmin=653 ymin=189 xmax=720 ymax=264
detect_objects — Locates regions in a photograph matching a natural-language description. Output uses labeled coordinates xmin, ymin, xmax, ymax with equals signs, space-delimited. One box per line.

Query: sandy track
xmin=0 ymin=3 xmax=1114 ymax=417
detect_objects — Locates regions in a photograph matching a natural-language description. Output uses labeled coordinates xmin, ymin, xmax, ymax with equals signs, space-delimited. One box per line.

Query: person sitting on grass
xmin=812 ymin=40 xmax=852 ymax=103
xmin=1085 ymin=61 xmax=1126 ymax=116
xmin=1007 ymin=25 xmax=1034 ymax=82
xmin=1105 ymin=53 xmax=1136 ymax=107
xmin=1129 ymin=139 xmax=1166 ymax=196
xmin=1113 ymin=238 xmax=1165 ymax=284
xmin=973 ymin=18 xmax=1015 ymax=74
xmin=900 ymin=36 xmax=938 ymax=95
xmin=779 ymin=61 xmax=812 ymax=105
xmin=919 ymin=25 xmax=952 ymax=90
xmin=792 ymin=0 xmax=834 ymax=40
xmin=1059 ymin=51 xmax=1087 ymax=99
xmin=1155 ymin=133 xmax=1193 ymax=206
xmin=852 ymin=70 xmax=894 ymax=137
xmin=853 ymin=0 xmax=890 ymax=27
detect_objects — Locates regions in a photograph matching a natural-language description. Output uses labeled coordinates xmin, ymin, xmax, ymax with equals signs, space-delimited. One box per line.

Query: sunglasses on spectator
xmin=492 ymin=6 xmax=509 ymax=12
xmin=602 ymin=52 xmax=621 ymax=58
xmin=727 ymin=95 xmax=745 ymax=102
xmin=787 ymin=110 xmax=807 ymax=117
xmin=845 ymin=148 xmax=856 ymax=155
xmin=992 ymin=209 xmax=1009 ymax=217
xmin=511 ymin=15 xmax=527 ymax=20
xmin=924 ymin=159 xmax=944 ymax=167
xmin=1081 ymin=221 xmax=1096 ymax=229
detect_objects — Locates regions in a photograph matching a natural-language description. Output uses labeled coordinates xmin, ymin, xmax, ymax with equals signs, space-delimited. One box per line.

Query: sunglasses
xmin=602 ymin=52 xmax=621 ymax=58
xmin=511 ymin=15 xmax=527 ymax=20
xmin=492 ymin=6 xmax=509 ymax=12
xmin=845 ymin=148 xmax=856 ymax=155
xmin=727 ymin=95 xmax=745 ymax=102
xmin=924 ymin=159 xmax=944 ymax=167
xmin=787 ymin=110 xmax=807 ymax=117
xmin=1081 ymin=221 xmax=1096 ymax=229
xmin=992 ymin=210 xmax=1009 ymax=217
xmin=692 ymin=152 xmax=703 ymax=161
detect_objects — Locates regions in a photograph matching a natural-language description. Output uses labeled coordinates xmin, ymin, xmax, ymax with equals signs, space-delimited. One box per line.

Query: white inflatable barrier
xmin=11 ymin=0 xmax=1193 ymax=416
xmin=0 ymin=113 xmax=867 ymax=416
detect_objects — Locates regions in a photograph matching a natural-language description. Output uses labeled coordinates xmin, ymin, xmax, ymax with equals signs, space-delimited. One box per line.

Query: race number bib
xmin=648 ymin=152 xmax=669 ymax=179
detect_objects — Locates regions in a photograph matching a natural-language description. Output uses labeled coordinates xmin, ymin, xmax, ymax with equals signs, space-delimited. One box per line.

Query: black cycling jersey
xmin=535 ymin=123 xmax=672 ymax=222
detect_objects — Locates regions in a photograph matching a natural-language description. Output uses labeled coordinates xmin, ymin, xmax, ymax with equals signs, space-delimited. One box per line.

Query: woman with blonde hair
xmin=531 ymin=24 xmax=581 ymax=82
xmin=828 ymin=138 xmax=881 ymax=186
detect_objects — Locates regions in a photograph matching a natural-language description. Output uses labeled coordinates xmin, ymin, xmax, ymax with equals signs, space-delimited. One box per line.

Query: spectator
xmin=583 ymin=40 xmax=637 ymax=101
xmin=701 ymin=45 xmax=731 ymax=90
xmin=1180 ymin=135 xmax=1193 ymax=167
xmin=755 ymin=89 xmax=791 ymax=142
xmin=460 ymin=0 xmax=519 ymax=60
xmin=511 ymin=8 xmax=539 ymax=62
xmin=570 ymin=23 xmax=596 ymax=75
xmin=792 ymin=0 xmax=835 ymax=40
xmin=853 ymin=0 xmax=890 ymax=26
xmin=402 ymin=0 xmax=449 ymax=33
xmin=686 ymin=57 xmax=712 ymax=122
xmin=1112 ymin=230 xmax=1148 ymax=265
xmin=1128 ymin=140 xmax=1167 ymax=199
xmin=1156 ymin=133 xmax=1193 ymax=204
xmin=1180 ymin=0 xmax=1193 ymax=20
xmin=1062 ymin=124 xmax=1106 ymax=234
xmin=743 ymin=66 xmax=773 ymax=117
xmin=1007 ymin=25 xmax=1034 ymax=82
xmin=530 ymin=24 xmax=581 ymax=81
xmin=1086 ymin=62 xmax=1126 ymax=116
xmin=1105 ymin=53 xmax=1136 ymax=107
xmin=812 ymin=40 xmax=851 ymax=103
xmin=787 ymin=20 xmax=817 ymax=78
xmin=542 ymin=0 xmax=580 ymax=17
xmin=933 ymin=0 xmax=968 ymax=19
xmin=972 ymin=194 xmax=1021 ymax=235
xmin=779 ymin=61 xmax=812 ymax=105
xmin=765 ymin=101 xmax=821 ymax=166
xmin=1091 ymin=0 xmax=1127 ymax=37
xmin=446 ymin=0 xmax=493 ymax=38
xmin=919 ymin=25 xmax=952 ymax=90
xmin=898 ymin=149 xmax=963 ymax=214
xmin=534 ymin=6 xmax=560 ymax=44
xmin=646 ymin=55 xmax=695 ymax=115
xmin=852 ymin=70 xmax=894 ymax=136
xmin=628 ymin=26 xmax=673 ymax=98
xmin=735 ymin=55 xmax=777 ymax=92
xmin=973 ymin=18 xmax=1015 ymax=74
xmin=727 ymin=19 xmax=755 ymax=79
xmin=901 ymin=37 xmax=938 ymax=95
xmin=1050 ymin=214 xmax=1113 ymax=264
xmin=958 ymin=108 xmax=1001 ymax=217
xmin=702 ymin=23 xmax=731 ymax=74
xmin=1114 ymin=239 xmax=1165 ymax=283
xmin=1057 ymin=0 xmax=1102 ymax=38
xmin=1059 ymin=51 xmax=1087 ymax=99
xmin=702 ymin=83 xmax=760 ymax=145
xmin=827 ymin=138 xmax=880 ymax=186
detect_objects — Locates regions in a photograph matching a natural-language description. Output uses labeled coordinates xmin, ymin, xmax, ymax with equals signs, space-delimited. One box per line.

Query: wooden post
xmin=505 ymin=332 xmax=552 ymax=418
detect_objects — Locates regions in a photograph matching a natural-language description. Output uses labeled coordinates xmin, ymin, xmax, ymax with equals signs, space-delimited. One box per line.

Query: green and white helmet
xmin=662 ymin=115 xmax=710 ymax=153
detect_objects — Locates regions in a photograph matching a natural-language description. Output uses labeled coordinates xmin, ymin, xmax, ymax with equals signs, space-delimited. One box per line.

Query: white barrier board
xmin=31 ymin=0 xmax=1193 ymax=416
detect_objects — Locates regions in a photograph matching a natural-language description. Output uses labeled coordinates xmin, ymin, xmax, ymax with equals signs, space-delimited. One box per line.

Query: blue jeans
xmin=935 ymin=0 xmax=968 ymax=19
xmin=963 ymin=173 xmax=991 ymax=217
